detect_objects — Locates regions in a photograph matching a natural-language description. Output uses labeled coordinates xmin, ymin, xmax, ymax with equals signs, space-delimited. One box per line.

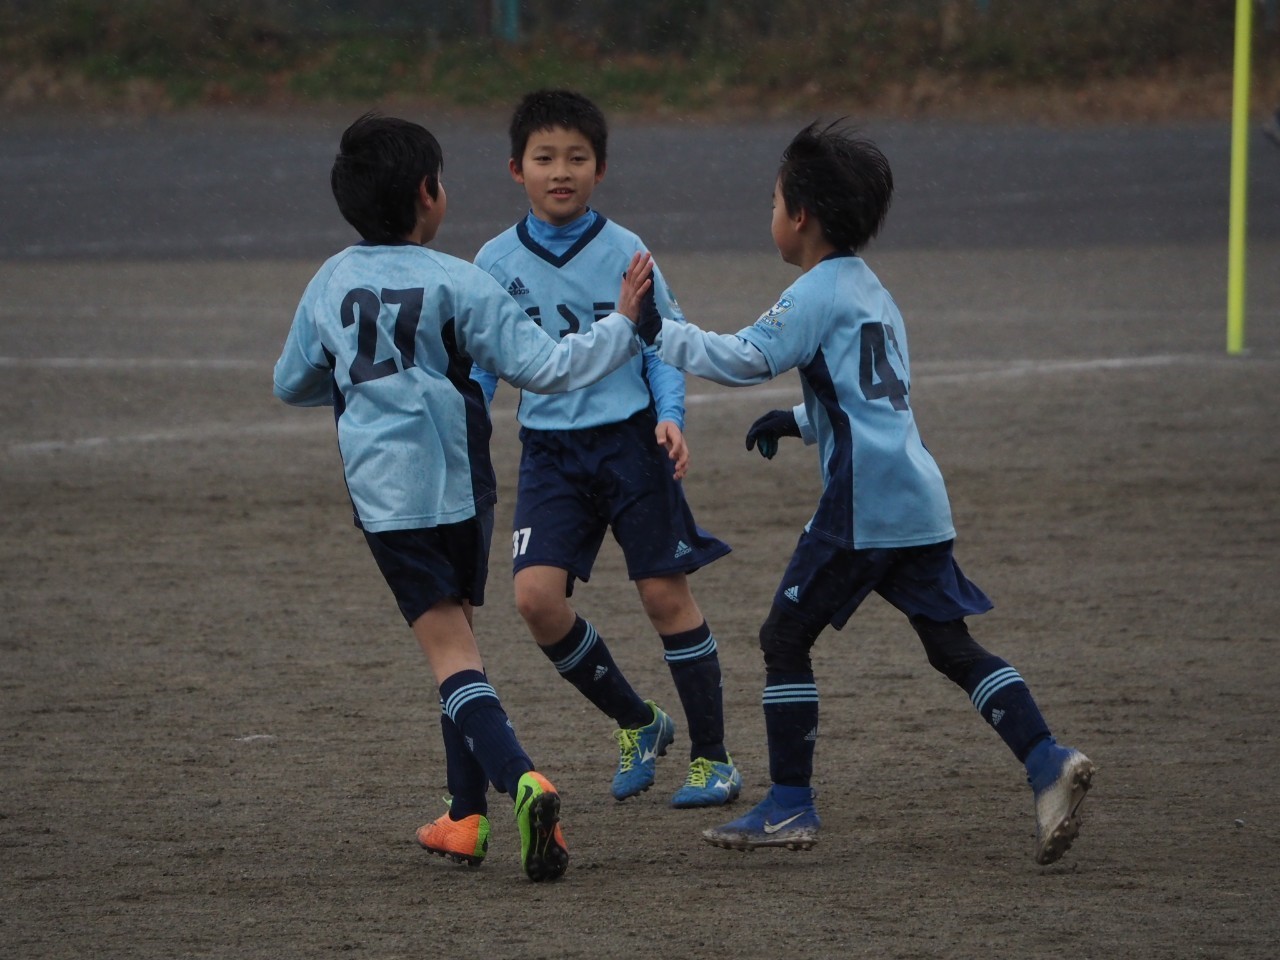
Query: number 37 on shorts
xmin=512 ymin=527 xmax=532 ymax=559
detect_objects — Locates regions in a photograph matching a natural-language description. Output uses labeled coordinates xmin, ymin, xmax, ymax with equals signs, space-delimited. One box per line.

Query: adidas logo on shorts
xmin=674 ymin=540 xmax=692 ymax=559
xmin=784 ymin=585 xmax=800 ymax=602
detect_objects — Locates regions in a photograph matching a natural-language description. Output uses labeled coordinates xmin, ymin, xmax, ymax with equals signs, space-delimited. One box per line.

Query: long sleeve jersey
xmin=470 ymin=211 xmax=686 ymax=430
xmin=654 ymin=251 xmax=955 ymax=550
xmin=273 ymin=242 xmax=640 ymax=532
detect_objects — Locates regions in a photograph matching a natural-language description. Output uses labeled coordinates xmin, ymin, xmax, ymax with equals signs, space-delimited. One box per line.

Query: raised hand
xmin=617 ymin=251 xmax=654 ymax=327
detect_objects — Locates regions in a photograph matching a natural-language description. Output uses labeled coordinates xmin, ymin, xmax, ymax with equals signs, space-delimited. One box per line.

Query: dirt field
xmin=3 ymin=238 xmax=1279 ymax=958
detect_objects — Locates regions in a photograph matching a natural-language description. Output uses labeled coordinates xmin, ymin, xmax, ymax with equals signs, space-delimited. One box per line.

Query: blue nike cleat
xmin=702 ymin=785 xmax=820 ymax=850
xmin=671 ymin=756 xmax=742 ymax=808
xmin=611 ymin=700 xmax=675 ymax=800
xmin=1026 ymin=740 xmax=1095 ymax=865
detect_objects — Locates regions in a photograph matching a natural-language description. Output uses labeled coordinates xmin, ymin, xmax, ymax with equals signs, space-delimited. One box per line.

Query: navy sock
xmin=963 ymin=655 xmax=1052 ymax=762
xmin=439 ymin=670 xmax=532 ymax=798
xmin=661 ymin=621 xmax=727 ymax=762
xmin=540 ymin=616 xmax=650 ymax=728
xmin=439 ymin=705 xmax=488 ymax=819
xmin=762 ymin=671 xmax=819 ymax=787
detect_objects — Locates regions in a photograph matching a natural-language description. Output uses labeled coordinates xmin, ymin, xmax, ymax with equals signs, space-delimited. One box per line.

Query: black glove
xmin=745 ymin=409 xmax=801 ymax=460
xmin=635 ymin=282 xmax=663 ymax=346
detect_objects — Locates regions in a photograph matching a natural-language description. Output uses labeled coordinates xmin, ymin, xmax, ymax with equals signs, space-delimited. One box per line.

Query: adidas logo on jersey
xmin=507 ymin=277 xmax=530 ymax=296
xmin=674 ymin=540 xmax=692 ymax=559
xmin=990 ymin=708 xmax=1005 ymax=726
xmin=593 ymin=665 xmax=609 ymax=682
xmin=784 ymin=585 xmax=800 ymax=602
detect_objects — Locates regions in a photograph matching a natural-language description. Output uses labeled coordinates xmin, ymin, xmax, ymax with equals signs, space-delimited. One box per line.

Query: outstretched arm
xmin=653 ymin=321 xmax=774 ymax=386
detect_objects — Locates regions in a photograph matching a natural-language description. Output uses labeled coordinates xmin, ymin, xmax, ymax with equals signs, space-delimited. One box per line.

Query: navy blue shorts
xmin=511 ymin=409 xmax=730 ymax=587
xmin=363 ymin=507 xmax=494 ymax=626
xmin=773 ymin=533 xmax=992 ymax=629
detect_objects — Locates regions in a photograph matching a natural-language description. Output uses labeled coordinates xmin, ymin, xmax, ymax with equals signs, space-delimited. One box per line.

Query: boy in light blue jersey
xmin=471 ymin=90 xmax=741 ymax=808
xmin=273 ymin=112 xmax=655 ymax=881
xmin=643 ymin=122 xmax=1095 ymax=865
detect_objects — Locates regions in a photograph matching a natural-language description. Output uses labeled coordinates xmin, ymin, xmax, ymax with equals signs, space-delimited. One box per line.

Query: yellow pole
xmin=1227 ymin=0 xmax=1253 ymax=355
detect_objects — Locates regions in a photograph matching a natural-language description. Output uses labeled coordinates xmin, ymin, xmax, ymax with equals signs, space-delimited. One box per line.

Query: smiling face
xmin=510 ymin=125 xmax=605 ymax=226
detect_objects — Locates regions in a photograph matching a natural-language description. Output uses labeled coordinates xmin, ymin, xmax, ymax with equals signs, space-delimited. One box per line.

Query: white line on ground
xmin=5 ymin=352 xmax=1270 ymax=456
xmin=0 ymin=357 xmax=264 ymax=370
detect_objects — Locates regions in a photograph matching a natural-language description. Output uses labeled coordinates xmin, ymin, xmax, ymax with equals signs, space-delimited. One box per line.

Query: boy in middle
xmin=471 ymin=89 xmax=741 ymax=808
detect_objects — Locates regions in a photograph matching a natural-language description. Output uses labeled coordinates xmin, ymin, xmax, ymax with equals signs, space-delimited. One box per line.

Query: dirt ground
xmin=2 ymin=240 xmax=1279 ymax=959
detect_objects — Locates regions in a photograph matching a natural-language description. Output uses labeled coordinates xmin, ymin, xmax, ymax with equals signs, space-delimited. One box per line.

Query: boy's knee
xmin=759 ymin=604 xmax=821 ymax=674
xmin=636 ymin=573 xmax=694 ymax=625
xmin=909 ymin=615 xmax=989 ymax=683
xmin=513 ymin=573 xmax=570 ymax=630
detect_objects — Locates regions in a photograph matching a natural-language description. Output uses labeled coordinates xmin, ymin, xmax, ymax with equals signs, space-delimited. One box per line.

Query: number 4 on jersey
xmin=859 ymin=323 xmax=909 ymax=411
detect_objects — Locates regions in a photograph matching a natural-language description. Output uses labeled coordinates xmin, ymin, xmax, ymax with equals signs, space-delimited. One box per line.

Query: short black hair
xmin=330 ymin=112 xmax=443 ymax=243
xmin=778 ymin=121 xmax=893 ymax=253
xmin=508 ymin=89 xmax=608 ymax=166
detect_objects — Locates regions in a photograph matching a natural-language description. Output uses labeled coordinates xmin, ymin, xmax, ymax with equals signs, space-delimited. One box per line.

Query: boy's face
xmin=510 ymin=125 xmax=604 ymax=226
xmin=420 ymin=177 xmax=447 ymax=244
xmin=771 ymin=177 xmax=802 ymax=266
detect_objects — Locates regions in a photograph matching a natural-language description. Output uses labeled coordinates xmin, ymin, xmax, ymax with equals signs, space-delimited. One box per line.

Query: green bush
xmin=0 ymin=0 xmax=1273 ymax=110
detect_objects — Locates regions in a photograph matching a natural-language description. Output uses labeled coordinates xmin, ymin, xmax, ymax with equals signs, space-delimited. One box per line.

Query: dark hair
xmin=508 ymin=89 xmax=608 ymax=166
xmin=778 ymin=121 xmax=893 ymax=253
xmin=330 ymin=112 xmax=443 ymax=243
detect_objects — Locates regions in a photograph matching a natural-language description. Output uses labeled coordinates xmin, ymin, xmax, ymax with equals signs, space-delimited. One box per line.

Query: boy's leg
xmin=515 ymin=565 xmax=669 ymax=801
xmin=519 ymin=563 xmax=655 ymax=727
xmin=518 ymin=565 xmax=652 ymax=729
xmin=701 ymin=602 xmax=821 ymax=850
xmin=416 ymin=705 xmax=492 ymax=866
xmin=637 ymin=575 xmax=727 ymax=762
xmin=637 ymin=574 xmax=741 ymax=807
xmin=910 ymin=614 xmax=1094 ymax=864
xmin=909 ymin=616 xmax=1052 ymax=761
xmin=510 ymin=431 xmax=657 ymax=731
xmin=413 ymin=601 xmax=568 ymax=880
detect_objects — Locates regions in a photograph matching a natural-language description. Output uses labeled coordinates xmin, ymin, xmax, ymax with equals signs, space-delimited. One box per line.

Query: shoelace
xmin=614 ymin=727 xmax=642 ymax=772
xmin=683 ymin=757 xmax=713 ymax=787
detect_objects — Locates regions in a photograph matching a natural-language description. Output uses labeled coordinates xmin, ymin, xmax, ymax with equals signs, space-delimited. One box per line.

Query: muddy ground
xmin=2 ymin=231 xmax=1279 ymax=959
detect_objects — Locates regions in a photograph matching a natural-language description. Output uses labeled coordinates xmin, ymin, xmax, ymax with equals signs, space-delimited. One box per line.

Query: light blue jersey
xmin=471 ymin=212 xmax=686 ymax=430
xmin=273 ymin=242 xmax=640 ymax=532
xmin=655 ymin=251 xmax=955 ymax=550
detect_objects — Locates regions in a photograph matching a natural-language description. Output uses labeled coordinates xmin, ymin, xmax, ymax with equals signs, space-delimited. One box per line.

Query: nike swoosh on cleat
xmin=762 ymin=813 xmax=805 ymax=834
xmin=516 ymin=783 xmax=534 ymax=811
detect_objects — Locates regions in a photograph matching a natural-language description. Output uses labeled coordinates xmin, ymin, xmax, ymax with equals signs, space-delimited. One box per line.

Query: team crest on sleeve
xmin=756 ymin=296 xmax=794 ymax=329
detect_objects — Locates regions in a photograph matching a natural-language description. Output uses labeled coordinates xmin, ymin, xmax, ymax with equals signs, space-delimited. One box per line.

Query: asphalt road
xmin=2 ymin=109 xmax=1279 ymax=262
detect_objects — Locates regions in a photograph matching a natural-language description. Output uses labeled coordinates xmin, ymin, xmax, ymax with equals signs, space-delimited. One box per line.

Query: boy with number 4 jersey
xmin=640 ymin=121 xmax=1095 ymax=865
xmin=273 ymin=112 xmax=655 ymax=881
xmin=472 ymin=90 xmax=741 ymax=807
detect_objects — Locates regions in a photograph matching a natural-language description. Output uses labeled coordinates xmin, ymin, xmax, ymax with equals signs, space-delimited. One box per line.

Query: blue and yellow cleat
xmin=671 ymin=756 xmax=742 ymax=808
xmin=611 ymin=700 xmax=675 ymax=800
